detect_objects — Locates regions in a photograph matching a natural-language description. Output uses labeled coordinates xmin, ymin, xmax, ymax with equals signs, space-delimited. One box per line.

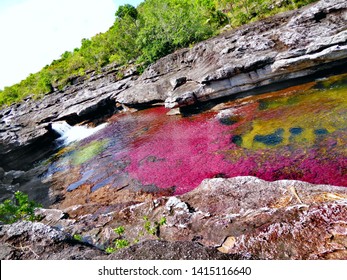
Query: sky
xmin=0 ymin=0 xmax=142 ymax=90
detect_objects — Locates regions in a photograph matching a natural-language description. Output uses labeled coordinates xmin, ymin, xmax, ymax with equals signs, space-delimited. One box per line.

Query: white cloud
xmin=0 ymin=0 xmax=115 ymax=89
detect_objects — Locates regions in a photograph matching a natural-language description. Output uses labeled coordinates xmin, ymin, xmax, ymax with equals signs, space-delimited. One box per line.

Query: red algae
xmin=125 ymin=111 xmax=232 ymax=194
xmin=48 ymin=74 xmax=347 ymax=195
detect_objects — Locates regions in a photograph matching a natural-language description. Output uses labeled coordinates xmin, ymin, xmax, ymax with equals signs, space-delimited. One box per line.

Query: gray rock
xmin=2 ymin=170 xmax=25 ymax=185
xmin=165 ymin=81 xmax=201 ymax=108
xmin=177 ymin=177 xmax=347 ymax=259
xmin=135 ymin=0 xmax=346 ymax=108
xmin=170 ymin=76 xmax=187 ymax=90
xmin=0 ymin=244 xmax=13 ymax=260
xmin=0 ymin=222 xmax=250 ymax=260
xmin=0 ymin=221 xmax=106 ymax=260
xmin=22 ymin=176 xmax=347 ymax=260
xmin=272 ymin=45 xmax=347 ymax=73
xmin=0 ymin=167 xmax=5 ymax=181
xmin=2 ymin=176 xmax=346 ymax=259
xmin=105 ymin=240 xmax=250 ymax=260
xmin=34 ymin=208 xmax=68 ymax=225
xmin=0 ymin=64 xmax=138 ymax=171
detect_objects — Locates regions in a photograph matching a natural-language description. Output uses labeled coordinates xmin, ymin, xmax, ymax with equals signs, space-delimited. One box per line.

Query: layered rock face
xmin=0 ymin=221 xmax=106 ymax=260
xmin=0 ymin=221 xmax=245 ymax=260
xmin=0 ymin=0 xmax=346 ymax=171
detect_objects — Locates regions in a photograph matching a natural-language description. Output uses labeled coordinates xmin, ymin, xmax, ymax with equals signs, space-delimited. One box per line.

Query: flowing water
xmin=51 ymin=121 xmax=108 ymax=146
xmin=43 ymin=73 xmax=347 ymax=201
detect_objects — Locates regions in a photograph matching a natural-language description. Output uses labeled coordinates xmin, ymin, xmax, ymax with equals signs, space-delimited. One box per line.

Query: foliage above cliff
xmin=0 ymin=0 xmax=317 ymax=107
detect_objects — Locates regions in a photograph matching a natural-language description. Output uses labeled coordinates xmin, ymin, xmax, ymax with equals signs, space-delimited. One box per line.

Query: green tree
xmin=136 ymin=0 xmax=217 ymax=63
xmin=108 ymin=13 xmax=140 ymax=64
xmin=0 ymin=0 xmax=318 ymax=108
xmin=35 ymin=69 xmax=53 ymax=94
xmin=115 ymin=4 xmax=138 ymax=20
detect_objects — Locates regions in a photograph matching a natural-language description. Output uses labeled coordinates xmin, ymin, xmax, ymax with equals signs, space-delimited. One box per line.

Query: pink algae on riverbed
xmin=51 ymin=74 xmax=347 ymax=195
xmin=125 ymin=108 xmax=234 ymax=194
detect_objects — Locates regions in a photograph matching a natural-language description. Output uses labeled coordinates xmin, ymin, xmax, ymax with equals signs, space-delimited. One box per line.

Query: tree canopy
xmin=115 ymin=4 xmax=138 ymax=19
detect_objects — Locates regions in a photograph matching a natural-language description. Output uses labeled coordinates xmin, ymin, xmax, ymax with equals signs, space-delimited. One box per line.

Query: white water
xmin=51 ymin=121 xmax=107 ymax=145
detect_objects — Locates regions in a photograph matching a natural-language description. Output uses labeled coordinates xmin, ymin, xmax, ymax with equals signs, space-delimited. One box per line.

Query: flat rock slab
xmin=121 ymin=0 xmax=347 ymax=108
xmin=104 ymin=240 xmax=249 ymax=260
xmin=0 ymin=221 xmax=106 ymax=260
xmin=19 ymin=176 xmax=347 ymax=260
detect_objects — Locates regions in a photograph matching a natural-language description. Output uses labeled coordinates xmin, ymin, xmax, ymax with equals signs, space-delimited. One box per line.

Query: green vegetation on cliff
xmin=0 ymin=0 xmax=317 ymax=107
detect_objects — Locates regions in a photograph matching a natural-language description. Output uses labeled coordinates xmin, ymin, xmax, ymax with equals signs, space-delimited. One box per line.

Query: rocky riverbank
xmin=1 ymin=176 xmax=347 ymax=260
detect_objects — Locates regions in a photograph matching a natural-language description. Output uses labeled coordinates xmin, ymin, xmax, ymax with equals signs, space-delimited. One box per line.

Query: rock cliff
xmin=118 ymin=0 xmax=347 ymax=109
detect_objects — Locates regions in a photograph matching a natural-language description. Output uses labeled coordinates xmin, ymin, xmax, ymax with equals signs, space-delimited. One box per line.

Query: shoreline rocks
xmin=122 ymin=0 xmax=347 ymax=109
xmin=0 ymin=221 xmax=247 ymax=260
xmin=2 ymin=176 xmax=346 ymax=260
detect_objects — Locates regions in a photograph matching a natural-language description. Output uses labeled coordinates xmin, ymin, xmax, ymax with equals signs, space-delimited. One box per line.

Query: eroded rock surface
xmin=0 ymin=64 xmax=138 ymax=171
xmin=0 ymin=221 xmax=245 ymax=260
xmin=0 ymin=221 xmax=106 ymax=260
xmin=7 ymin=176 xmax=345 ymax=260
xmin=104 ymin=240 xmax=250 ymax=260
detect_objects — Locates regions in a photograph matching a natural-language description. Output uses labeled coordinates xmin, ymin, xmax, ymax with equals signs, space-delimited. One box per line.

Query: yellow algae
xmin=235 ymin=84 xmax=347 ymax=150
xmin=71 ymin=139 xmax=109 ymax=166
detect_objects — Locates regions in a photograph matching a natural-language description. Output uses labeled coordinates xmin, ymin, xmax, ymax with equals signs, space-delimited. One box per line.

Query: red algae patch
xmin=46 ymin=73 xmax=347 ymax=196
xmin=125 ymin=109 xmax=232 ymax=194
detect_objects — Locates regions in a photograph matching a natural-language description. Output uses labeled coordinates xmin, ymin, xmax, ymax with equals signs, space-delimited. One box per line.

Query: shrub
xmin=0 ymin=191 xmax=42 ymax=224
xmin=143 ymin=215 xmax=166 ymax=236
xmin=114 ymin=226 xmax=125 ymax=236
xmin=73 ymin=234 xmax=83 ymax=242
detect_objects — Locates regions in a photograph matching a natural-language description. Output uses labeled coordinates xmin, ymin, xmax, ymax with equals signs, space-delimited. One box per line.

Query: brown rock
xmin=2 ymin=177 xmax=347 ymax=260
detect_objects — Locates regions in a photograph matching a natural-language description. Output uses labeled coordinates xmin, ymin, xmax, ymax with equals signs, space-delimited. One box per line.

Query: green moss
xmin=72 ymin=139 xmax=109 ymax=166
